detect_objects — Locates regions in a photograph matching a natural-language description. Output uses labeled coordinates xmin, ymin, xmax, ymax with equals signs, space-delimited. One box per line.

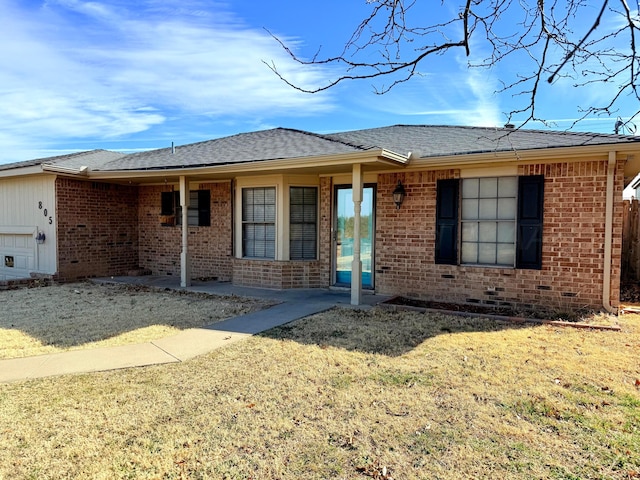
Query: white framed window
xmin=242 ymin=187 xmax=276 ymax=258
xmin=289 ymin=186 xmax=318 ymax=260
xmin=460 ymin=177 xmax=517 ymax=266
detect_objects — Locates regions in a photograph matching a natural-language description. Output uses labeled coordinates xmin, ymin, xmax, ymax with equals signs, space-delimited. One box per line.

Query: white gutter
xmin=603 ymin=151 xmax=616 ymax=313
xmin=409 ymin=143 xmax=640 ymax=169
xmin=41 ymin=164 xmax=89 ymax=176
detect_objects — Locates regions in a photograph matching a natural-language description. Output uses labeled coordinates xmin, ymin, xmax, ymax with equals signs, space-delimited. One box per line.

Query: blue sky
xmin=1 ymin=0 xmax=637 ymax=164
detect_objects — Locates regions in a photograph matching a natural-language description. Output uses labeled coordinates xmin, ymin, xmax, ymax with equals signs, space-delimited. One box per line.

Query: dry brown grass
xmin=1 ymin=302 xmax=638 ymax=479
xmin=0 ymin=282 xmax=269 ymax=359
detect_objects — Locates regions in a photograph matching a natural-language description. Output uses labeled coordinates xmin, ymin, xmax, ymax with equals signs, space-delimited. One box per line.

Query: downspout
xmin=603 ymin=152 xmax=616 ymax=313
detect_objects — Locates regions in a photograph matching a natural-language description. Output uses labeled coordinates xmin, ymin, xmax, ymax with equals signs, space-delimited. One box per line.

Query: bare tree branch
xmin=266 ymin=0 xmax=640 ymax=129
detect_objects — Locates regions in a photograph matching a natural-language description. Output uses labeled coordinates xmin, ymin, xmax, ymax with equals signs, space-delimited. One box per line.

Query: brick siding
xmin=56 ymin=179 xmax=139 ymax=280
xmin=137 ymin=183 xmax=233 ymax=281
xmin=232 ymin=259 xmax=323 ymax=289
xmin=318 ymin=177 xmax=333 ymax=286
xmin=54 ymin=158 xmax=624 ymax=311
xmin=374 ymin=161 xmax=623 ymax=312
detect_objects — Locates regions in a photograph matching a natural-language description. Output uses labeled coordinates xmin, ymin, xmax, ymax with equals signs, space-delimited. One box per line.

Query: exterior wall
xmin=232 ymin=259 xmax=323 ymax=288
xmin=56 ymin=178 xmax=139 ymax=280
xmin=374 ymin=160 xmax=624 ymax=312
xmin=0 ymin=174 xmax=57 ymax=277
xmin=231 ymin=171 xmax=328 ymax=288
xmin=318 ymin=177 xmax=333 ymax=286
xmin=137 ymin=182 xmax=233 ymax=281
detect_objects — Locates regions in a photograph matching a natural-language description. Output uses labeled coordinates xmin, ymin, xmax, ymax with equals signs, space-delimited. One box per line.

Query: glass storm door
xmin=334 ymin=185 xmax=375 ymax=288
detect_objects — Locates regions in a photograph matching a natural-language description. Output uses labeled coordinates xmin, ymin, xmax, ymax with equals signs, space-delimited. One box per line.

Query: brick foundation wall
xmin=232 ymin=259 xmax=323 ymax=289
xmin=374 ymin=160 xmax=623 ymax=312
xmin=137 ymin=183 xmax=233 ymax=280
xmin=56 ymin=179 xmax=139 ymax=280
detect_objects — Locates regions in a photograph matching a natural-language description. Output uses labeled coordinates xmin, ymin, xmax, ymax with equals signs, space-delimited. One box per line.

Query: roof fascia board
xmin=88 ymin=150 xmax=406 ymax=181
xmin=0 ymin=165 xmax=47 ymax=179
xmin=409 ymin=143 xmax=640 ymax=169
xmin=41 ymin=164 xmax=89 ymax=176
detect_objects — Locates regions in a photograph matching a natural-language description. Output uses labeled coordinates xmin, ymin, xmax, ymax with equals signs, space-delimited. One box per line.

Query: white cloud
xmin=0 ymin=0 xmax=335 ymax=162
xmin=363 ymin=65 xmax=503 ymax=128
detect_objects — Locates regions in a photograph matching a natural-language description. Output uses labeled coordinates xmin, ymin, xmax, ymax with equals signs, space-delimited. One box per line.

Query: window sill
xmin=459 ymin=263 xmax=515 ymax=269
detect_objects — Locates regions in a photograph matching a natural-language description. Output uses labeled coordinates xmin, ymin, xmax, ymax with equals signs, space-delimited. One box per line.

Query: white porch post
xmin=351 ymin=164 xmax=363 ymax=305
xmin=179 ymin=176 xmax=191 ymax=287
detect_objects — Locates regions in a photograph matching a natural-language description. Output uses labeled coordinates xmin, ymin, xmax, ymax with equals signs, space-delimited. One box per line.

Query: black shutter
xmin=516 ymin=175 xmax=544 ymax=269
xmin=435 ymin=179 xmax=459 ymax=265
xmin=160 ymin=191 xmax=175 ymax=215
xmin=198 ymin=190 xmax=211 ymax=226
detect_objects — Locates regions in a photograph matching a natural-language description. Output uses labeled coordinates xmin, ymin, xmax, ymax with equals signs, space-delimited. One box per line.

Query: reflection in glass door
xmin=334 ymin=185 xmax=375 ymax=288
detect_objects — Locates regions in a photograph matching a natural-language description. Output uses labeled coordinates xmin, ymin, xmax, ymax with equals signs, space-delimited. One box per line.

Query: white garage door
xmin=0 ymin=234 xmax=35 ymax=280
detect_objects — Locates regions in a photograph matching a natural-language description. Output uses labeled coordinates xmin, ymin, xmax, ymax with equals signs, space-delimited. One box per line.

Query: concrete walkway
xmin=0 ymin=277 xmax=388 ymax=383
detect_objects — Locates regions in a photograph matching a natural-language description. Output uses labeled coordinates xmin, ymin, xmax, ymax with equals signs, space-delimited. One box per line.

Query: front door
xmin=334 ymin=185 xmax=375 ymax=288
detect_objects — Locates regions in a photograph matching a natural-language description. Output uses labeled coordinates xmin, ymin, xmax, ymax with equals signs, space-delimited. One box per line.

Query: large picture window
xmin=436 ymin=175 xmax=544 ymax=269
xmin=289 ymin=187 xmax=318 ymax=260
xmin=242 ymin=187 xmax=276 ymax=258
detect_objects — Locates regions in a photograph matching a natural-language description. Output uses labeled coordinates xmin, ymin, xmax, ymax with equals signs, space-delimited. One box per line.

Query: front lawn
xmin=1 ymin=307 xmax=638 ymax=479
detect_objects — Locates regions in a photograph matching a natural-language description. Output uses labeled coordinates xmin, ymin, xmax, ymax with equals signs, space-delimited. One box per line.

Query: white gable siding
xmin=0 ymin=175 xmax=57 ymax=278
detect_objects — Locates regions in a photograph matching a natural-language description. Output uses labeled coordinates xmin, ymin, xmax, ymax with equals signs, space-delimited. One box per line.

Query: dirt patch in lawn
xmin=0 ymin=282 xmax=271 ymax=359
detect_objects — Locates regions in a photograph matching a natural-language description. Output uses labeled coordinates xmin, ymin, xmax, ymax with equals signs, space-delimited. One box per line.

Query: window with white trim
xmin=461 ymin=177 xmax=517 ymax=266
xmin=436 ymin=175 xmax=544 ymax=269
xmin=289 ymin=187 xmax=318 ymax=260
xmin=242 ymin=187 xmax=276 ymax=258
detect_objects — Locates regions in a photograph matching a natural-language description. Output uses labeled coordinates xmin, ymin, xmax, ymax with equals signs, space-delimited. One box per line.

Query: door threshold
xmin=330 ymin=285 xmax=375 ymax=294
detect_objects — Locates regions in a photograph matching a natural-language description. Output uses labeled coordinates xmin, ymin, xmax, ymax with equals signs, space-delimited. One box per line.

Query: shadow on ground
xmin=0 ymin=282 xmax=269 ymax=356
xmin=260 ymin=306 xmax=532 ymax=357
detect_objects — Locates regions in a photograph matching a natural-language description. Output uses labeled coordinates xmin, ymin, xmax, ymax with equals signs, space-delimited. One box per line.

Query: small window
xmin=160 ymin=190 xmax=210 ymax=227
xmin=290 ymin=187 xmax=318 ymax=260
xmin=161 ymin=191 xmax=176 ymax=216
xmin=242 ymin=187 xmax=276 ymax=258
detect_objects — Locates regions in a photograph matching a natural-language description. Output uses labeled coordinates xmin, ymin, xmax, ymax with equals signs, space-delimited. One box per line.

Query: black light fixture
xmin=392 ymin=180 xmax=406 ymax=209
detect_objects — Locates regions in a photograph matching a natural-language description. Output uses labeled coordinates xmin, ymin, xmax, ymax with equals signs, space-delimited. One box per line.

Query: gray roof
xmin=98 ymin=128 xmax=370 ymax=171
xmin=3 ymin=125 xmax=639 ymax=174
xmin=0 ymin=149 xmax=126 ymax=172
xmin=327 ymin=125 xmax=640 ymax=158
xmin=100 ymin=124 xmax=640 ymax=172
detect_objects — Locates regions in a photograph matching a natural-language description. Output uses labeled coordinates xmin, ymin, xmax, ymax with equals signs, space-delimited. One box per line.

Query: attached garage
xmin=0 ymin=229 xmax=36 ymax=280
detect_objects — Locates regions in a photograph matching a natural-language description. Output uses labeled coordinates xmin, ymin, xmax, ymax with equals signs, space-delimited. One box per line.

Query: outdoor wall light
xmin=392 ymin=180 xmax=406 ymax=209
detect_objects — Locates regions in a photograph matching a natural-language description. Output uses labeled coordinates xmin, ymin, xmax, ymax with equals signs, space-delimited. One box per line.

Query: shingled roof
xmin=0 ymin=149 xmax=126 ymax=172
xmin=98 ymin=124 xmax=640 ymax=171
xmin=327 ymin=125 xmax=640 ymax=158
xmin=97 ymin=128 xmax=371 ymax=171
xmin=3 ymin=125 xmax=639 ymax=174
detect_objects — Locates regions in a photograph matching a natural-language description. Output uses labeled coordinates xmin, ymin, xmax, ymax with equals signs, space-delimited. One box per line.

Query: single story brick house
xmin=2 ymin=125 xmax=640 ymax=312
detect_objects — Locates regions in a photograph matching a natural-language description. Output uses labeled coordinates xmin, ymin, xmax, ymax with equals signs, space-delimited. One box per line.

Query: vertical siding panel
xmin=0 ymin=174 xmax=57 ymax=274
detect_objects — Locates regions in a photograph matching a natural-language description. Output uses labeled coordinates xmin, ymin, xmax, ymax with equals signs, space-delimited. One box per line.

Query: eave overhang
xmin=0 ymin=165 xmax=45 ymax=179
xmin=408 ymin=143 xmax=640 ymax=176
xmin=86 ymin=149 xmax=409 ymax=184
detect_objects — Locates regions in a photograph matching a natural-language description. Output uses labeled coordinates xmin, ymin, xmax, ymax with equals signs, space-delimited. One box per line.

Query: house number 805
xmin=38 ymin=201 xmax=53 ymax=225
